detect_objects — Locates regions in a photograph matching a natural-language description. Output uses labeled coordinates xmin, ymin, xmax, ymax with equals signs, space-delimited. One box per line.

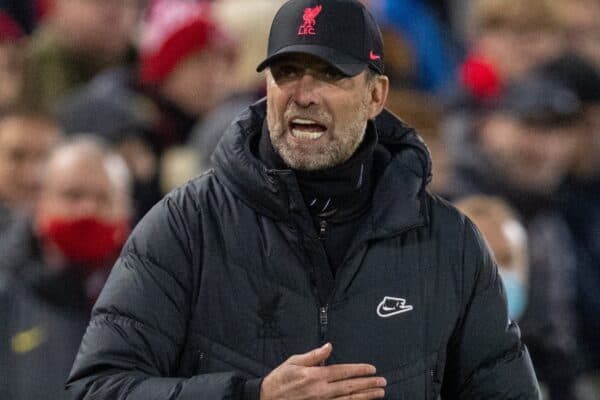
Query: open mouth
xmin=289 ymin=118 xmax=327 ymax=140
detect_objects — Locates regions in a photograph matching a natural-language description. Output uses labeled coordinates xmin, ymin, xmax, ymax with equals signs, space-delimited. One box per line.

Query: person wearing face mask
xmin=455 ymin=194 xmax=600 ymax=399
xmin=454 ymin=195 xmax=530 ymax=322
xmin=0 ymin=137 xmax=132 ymax=400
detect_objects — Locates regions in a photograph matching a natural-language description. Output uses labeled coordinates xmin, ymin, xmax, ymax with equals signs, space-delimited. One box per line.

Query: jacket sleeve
xmin=66 ymin=193 xmax=261 ymax=400
xmin=441 ymin=219 xmax=541 ymax=399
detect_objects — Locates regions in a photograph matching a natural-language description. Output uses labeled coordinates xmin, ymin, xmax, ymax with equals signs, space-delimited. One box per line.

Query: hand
xmin=260 ymin=343 xmax=386 ymax=400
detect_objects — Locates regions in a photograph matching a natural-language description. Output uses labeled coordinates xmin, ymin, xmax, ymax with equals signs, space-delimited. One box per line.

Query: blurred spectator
xmin=58 ymin=0 xmax=236 ymax=212
xmin=537 ymin=53 xmax=600 ymax=373
xmin=138 ymin=0 xmax=233 ymax=120
xmin=557 ymin=0 xmax=600 ymax=72
xmin=0 ymin=11 xmax=25 ymax=112
xmin=459 ymin=0 xmax=566 ymax=100
xmin=454 ymin=195 xmax=529 ymax=322
xmin=469 ymin=79 xmax=581 ymax=195
xmin=59 ymin=0 xmax=235 ymax=151
xmin=188 ymin=0 xmax=284 ymax=174
xmin=384 ymin=89 xmax=452 ymax=197
xmin=0 ymin=137 xmax=131 ymax=400
xmin=109 ymin=124 xmax=162 ymax=224
xmin=449 ymin=76 xmax=588 ymax=399
xmin=20 ymin=0 xmax=143 ymax=114
xmin=0 ymin=109 xmax=61 ymax=233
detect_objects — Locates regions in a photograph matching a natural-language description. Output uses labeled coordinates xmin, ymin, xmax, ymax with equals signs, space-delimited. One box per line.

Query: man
xmin=21 ymin=0 xmax=142 ymax=114
xmin=450 ymin=75 xmax=586 ymax=399
xmin=59 ymin=0 xmax=236 ymax=150
xmin=0 ymin=138 xmax=131 ymax=400
xmin=539 ymin=54 xmax=600 ymax=376
xmin=0 ymin=109 xmax=61 ymax=233
xmin=58 ymin=0 xmax=236 ymax=215
xmin=454 ymin=195 xmax=530 ymax=322
xmin=67 ymin=1 xmax=540 ymax=399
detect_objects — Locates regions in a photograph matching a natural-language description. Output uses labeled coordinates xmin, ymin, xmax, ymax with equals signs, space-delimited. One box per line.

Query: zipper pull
xmin=320 ymin=306 xmax=328 ymax=325
xmin=319 ymin=306 xmax=329 ymax=343
xmin=318 ymin=220 xmax=328 ymax=239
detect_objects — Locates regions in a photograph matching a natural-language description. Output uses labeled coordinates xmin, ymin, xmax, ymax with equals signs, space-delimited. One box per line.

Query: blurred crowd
xmin=0 ymin=0 xmax=599 ymax=399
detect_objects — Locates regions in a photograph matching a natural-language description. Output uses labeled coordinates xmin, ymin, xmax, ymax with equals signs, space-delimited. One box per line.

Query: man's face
xmin=55 ymin=0 xmax=141 ymax=62
xmin=266 ymin=54 xmax=386 ymax=170
xmin=0 ymin=116 xmax=60 ymax=211
xmin=479 ymin=114 xmax=578 ymax=193
xmin=161 ymin=50 xmax=232 ymax=116
xmin=37 ymin=149 xmax=115 ymax=223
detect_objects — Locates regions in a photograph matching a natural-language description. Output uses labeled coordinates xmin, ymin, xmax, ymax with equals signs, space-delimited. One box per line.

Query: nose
xmin=74 ymin=195 xmax=104 ymax=218
xmin=292 ymin=73 xmax=320 ymax=108
xmin=21 ymin=158 xmax=41 ymax=186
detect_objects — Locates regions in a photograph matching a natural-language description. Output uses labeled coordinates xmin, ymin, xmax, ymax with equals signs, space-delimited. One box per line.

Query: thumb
xmin=287 ymin=343 xmax=332 ymax=367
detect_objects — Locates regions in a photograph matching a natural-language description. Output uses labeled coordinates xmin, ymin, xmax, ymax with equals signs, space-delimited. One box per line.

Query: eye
xmin=320 ymin=67 xmax=345 ymax=82
xmin=271 ymin=65 xmax=301 ymax=81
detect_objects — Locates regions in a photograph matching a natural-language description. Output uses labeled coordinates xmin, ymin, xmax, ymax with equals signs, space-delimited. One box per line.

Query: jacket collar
xmin=212 ymin=99 xmax=431 ymax=237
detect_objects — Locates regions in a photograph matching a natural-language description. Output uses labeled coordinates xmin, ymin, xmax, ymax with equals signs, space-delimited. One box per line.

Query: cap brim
xmin=256 ymin=44 xmax=367 ymax=77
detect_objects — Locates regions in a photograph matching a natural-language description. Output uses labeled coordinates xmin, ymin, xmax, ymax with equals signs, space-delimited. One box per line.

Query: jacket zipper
xmin=319 ymin=305 xmax=329 ymax=343
xmin=318 ymin=219 xmax=328 ymax=239
xmin=317 ymin=220 xmax=329 ymax=348
xmin=197 ymin=351 xmax=206 ymax=372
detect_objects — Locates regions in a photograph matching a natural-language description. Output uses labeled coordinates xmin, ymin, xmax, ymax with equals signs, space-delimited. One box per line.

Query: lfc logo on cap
xmin=298 ymin=5 xmax=322 ymax=36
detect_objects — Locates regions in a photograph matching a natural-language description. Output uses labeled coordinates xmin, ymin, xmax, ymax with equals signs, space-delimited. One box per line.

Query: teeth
xmin=289 ymin=118 xmax=326 ymax=140
xmin=292 ymin=118 xmax=318 ymax=125
xmin=291 ymin=129 xmax=324 ymax=140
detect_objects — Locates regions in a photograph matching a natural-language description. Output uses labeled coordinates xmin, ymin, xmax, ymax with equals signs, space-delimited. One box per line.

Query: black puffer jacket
xmin=67 ymin=101 xmax=540 ymax=399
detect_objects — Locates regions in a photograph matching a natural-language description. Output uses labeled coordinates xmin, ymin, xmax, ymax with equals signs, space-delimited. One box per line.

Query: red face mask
xmin=37 ymin=216 xmax=129 ymax=267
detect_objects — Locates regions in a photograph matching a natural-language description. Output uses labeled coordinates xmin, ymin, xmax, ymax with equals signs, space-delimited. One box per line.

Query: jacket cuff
xmin=242 ymin=378 xmax=263 ymax=400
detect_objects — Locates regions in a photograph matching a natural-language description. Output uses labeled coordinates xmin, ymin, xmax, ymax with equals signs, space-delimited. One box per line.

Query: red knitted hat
xmin=0 ymin=11 xmax=24 ymax=43
xmin=139 ymin=0 xmax=231 ymax=85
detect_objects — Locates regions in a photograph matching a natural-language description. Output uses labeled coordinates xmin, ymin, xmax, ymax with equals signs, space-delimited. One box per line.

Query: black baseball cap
xmin=496 ymin=77 xmax=583 ymax=126
xmin=256 ymin=0 xmax=384 ymax=77
xmin=536 ymin=52 xmax=600 ymax=103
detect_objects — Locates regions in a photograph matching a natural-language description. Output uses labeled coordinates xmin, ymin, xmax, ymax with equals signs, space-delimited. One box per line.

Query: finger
xmin=286 ymin=342 xmax=333 ymax=367
xmin=333 ymin=387 xmax=386 ymax=400
xmin=321 ymin=363 xmax=377 ymax=382
xmin=327 ymin=376 xmax=387 ymax=398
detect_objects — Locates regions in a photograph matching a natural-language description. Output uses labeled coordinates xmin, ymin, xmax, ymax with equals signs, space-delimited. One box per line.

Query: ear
xmin=367 ymin=74 xmax=389 ymax=119
xmin=265 ymin=69 xmax=275 ymax=85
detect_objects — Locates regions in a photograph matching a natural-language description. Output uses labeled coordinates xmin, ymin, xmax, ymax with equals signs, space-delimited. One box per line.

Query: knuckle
xmin=310 ymin=367 xmax=327 ymax=382
xmin=286 ymin=355 xmax=298 ymax=364
xmin=299 ymin=368 xmax=315 ymax=382
xmin=285 ymin=354 xmax=300 ymax=364
xmin=345 ymin=381 xmax=358 ymax=392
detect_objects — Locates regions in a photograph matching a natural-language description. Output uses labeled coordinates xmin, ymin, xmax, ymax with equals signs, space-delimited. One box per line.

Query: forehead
xmin=47 ymin=150 xmax=112 ymax=189
xmin=0 ymin=116 xmax=59 ymax=143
